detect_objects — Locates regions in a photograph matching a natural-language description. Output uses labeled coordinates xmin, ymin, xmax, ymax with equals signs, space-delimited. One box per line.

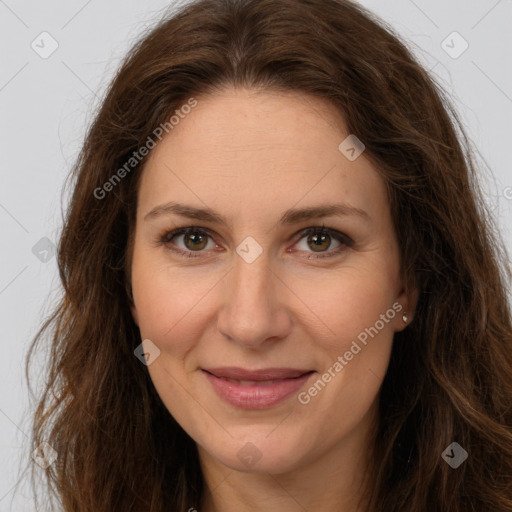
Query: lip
xmin=202 ymin=367 xmax=315 ymax=409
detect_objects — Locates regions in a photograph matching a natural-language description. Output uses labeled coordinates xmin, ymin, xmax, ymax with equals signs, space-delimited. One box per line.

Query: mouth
xmin=202 ymin=367 xmax=315 ymax=409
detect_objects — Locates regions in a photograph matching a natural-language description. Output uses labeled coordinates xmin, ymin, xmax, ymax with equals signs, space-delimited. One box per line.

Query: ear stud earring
xmin=402 ymin=313 xmax=408 ymax=324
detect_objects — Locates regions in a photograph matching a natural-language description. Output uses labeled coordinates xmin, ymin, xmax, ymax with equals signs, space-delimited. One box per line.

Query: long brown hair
xmin=25 ymin=0 xmax=512 ymax=510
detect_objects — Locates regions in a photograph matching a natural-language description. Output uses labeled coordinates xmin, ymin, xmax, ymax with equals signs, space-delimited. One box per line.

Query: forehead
xmin=137 ymin=87 xmax=389 ymax=228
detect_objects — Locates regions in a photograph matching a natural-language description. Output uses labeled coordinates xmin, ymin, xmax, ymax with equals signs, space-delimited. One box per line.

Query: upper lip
xmin=203 ymin=367 xmax=313 ymax=380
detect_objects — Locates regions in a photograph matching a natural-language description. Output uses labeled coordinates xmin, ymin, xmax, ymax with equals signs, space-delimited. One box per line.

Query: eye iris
xmin=308 ymin=232 xmax=330 ymax=252
xmin=176 ymin=230 xmax=337 ymax=253
xmin=184 ymin=231 xmax=207 ymax=250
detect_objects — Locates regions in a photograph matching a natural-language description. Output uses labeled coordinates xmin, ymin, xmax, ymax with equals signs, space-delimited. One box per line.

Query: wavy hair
xmin=26 ymin=0 xmax=512 ymax=510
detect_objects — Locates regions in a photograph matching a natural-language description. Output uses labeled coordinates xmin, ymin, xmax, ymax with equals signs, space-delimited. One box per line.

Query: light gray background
xmin=1 ymin=0 xmax=511 ymax=510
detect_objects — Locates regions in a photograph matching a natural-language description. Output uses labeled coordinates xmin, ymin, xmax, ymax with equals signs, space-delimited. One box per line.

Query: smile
xmin=202 ymin=367 xmax=315 ymax=409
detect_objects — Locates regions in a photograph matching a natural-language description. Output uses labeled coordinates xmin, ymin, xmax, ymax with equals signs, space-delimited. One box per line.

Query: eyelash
xmin=157 ymin=225 xmax=353 ymax=260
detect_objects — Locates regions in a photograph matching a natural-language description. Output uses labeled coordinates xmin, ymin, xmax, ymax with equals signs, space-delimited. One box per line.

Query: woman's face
xmin=130 ymin=87 xmax=415 ymax=475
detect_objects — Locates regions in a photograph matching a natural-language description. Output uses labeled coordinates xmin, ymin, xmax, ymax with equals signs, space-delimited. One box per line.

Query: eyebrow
xmin=144 ymin=201 xmax=370 ymax=226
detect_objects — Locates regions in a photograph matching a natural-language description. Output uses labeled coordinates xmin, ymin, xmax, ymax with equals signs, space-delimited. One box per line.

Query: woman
xmin=26 ymin=0 xmax=512 ymax=510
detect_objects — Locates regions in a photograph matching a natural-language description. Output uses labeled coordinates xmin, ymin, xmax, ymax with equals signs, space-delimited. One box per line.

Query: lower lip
xmin=203 ymin=370 xmax=314 ymax=409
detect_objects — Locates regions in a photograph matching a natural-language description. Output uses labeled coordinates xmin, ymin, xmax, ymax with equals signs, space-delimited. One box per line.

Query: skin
xmin=130 ymin=87 xmax=417 ymax=512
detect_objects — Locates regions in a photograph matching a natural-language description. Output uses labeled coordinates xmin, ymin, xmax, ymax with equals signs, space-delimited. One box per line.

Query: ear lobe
xmin=394 ymin=285 xmax=419 ymax=333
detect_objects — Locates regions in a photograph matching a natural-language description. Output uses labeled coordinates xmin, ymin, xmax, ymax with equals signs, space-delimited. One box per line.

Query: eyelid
xmin=294 ymin=226 xmax=353 ymax=246
xmin=158 ymin=225 xmax=353 ymax=259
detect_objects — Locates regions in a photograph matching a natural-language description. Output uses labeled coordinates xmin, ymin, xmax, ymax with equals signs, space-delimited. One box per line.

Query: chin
xmin=198 ymin=427 xmax=311 ymax=474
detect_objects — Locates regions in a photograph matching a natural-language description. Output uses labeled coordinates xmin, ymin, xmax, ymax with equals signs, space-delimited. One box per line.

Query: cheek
xmin=131 ymin=255 xmax=222 ymax=353
xmin=293 ymin=267 xmax=398 ymax=428
xmin=289 ymin=261 xmax=400 ymax=355
xmin=130 ymin=258 xmax=214 ymax=428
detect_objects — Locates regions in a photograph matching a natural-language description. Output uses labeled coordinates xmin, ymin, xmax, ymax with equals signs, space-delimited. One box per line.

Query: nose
xmin=216 ymin=251 xmax=293 ymax=350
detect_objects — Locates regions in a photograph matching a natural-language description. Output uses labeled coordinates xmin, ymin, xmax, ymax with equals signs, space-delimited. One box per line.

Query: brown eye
xmin=159 ymin=226 xmax=351 ymax=260
xmin=160 ymin=227 xmax=216 ymax=255
xmin=294 ymin=227 xmax=352 ymax=260
xmin=307 ymin=232 xmax=332 ymax=252
xmin=183 ymin=231 xmax=208 ymax=251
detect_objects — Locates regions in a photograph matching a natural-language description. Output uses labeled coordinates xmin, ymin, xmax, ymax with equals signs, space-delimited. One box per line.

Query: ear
xmin=393 ymin=283 xmax=419 ymax=333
